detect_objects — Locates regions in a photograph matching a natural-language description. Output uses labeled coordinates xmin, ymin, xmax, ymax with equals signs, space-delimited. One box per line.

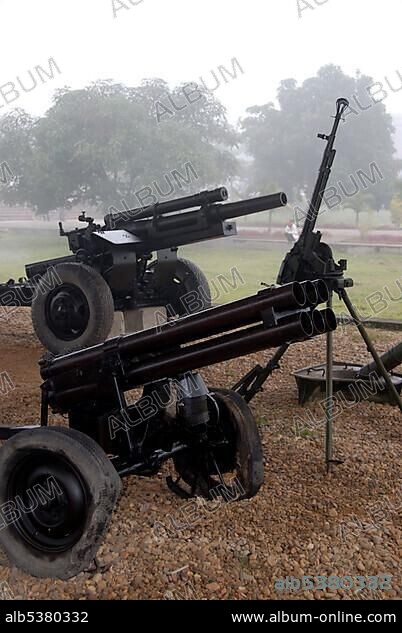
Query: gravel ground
xmin=0 ymin=309 xmax=400 ymax=601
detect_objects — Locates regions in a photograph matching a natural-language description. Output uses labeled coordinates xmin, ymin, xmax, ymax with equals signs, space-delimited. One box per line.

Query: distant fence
xmin=337 ymin=316 xmax=402 ymax=332
xmin=0 ymin=207 xmax=83 ymax=222
xmin=230 ymin=237 xmax=402 ymax=255
xmin=0 ymin=207 xmax=33 ymax=221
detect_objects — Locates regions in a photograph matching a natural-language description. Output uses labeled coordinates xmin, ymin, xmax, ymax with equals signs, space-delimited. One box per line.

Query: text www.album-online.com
xmin=231 ymin=611 xmax=397 ymax=624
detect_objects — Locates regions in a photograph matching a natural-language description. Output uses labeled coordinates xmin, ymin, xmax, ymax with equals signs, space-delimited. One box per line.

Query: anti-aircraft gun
xmin=0 ymin=188 xmax=287 ymax=354
xmin=233 ymin=97 xmax=401 ymax=472
xmin=0 ymin=278 xmax=335 ymax=579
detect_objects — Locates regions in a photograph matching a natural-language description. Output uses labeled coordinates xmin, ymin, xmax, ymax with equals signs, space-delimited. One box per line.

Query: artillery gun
xmin=0 ymin=278 xmax=334 ymax=579
xmin=0 ymin=188 xmax=287 ymax=354
xmin=235 ymin=98 xmax=352 ymax=404
xmin=234 ymin=98 xmax=402 ymax=474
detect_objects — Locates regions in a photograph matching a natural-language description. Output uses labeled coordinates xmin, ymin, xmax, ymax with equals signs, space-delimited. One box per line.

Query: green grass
xmin=0 ymin=229 xmax=69 ymax=279
xmin=182 ymin=244 xmax=402 ymax=320
xmin=0 ymin=229 xmax=400 ymax=320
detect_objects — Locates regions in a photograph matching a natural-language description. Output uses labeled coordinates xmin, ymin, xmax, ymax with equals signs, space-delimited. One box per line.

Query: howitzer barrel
xmin=41 ymin=280 xmax=317 ymax=380
xmin=104 ymin=191 xmax=287 ymax=230
xmin=104 ymin=187 xmax=228 ymax=227
xmin=214 ymin=192 xmax=287 ymax=221
xmin=124 ymin=193 xmax=288 ymax=245
xmin=358 ymin=341 xmax=402 ymax=377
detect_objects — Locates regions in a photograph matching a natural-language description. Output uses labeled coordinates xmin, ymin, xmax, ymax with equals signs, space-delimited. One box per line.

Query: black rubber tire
xmin=31 ymin=263 xmax=115 ymax=354
xmin=174 ymin=388 xmax=264 ymax=500
xmin=147 ymin=257 xmax=211 ymax=317
xmin=0 ymin=426 xmax=121 ymax=579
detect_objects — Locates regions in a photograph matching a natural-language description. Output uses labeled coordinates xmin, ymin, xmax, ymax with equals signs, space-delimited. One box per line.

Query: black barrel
xmin=126 ymin=312 xmax=313 ymax=385
xmin=44 ymin=307 xmax=337 ymax=410
xmin=105 ymin=191 xmax=287 ymax=230
xmin=125 ymin=193 xmax=288 ymax=240
xmin=300 ymin=281 xmax=318 ymax=307
xmin=49 ymin=312 xmax=315 ymax=408
xmin=320 ymin=308 xmax=337 ymax=332
xmin=312 ymin=280 xmax=330 ymax=305
xmin=104 ymin=187 xmax=228 ymax=227
xmin=41 ymin=281 xmax=308 ymax=380
xmin=215 ymin=192 xmax=287 ymax=221
xmin=359 ymin=341 xmax=402 ymax=377
xmin=311 ymin=308 xmax=337 ymax=335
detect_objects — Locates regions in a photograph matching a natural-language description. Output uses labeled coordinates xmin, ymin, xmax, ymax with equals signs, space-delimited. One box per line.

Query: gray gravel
xmin=0 ymin=310 xmax=400 ymax=600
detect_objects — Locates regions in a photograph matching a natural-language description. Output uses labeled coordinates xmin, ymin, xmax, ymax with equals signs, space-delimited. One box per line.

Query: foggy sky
xmin=0 ymin=0 xmax=401 ymax=122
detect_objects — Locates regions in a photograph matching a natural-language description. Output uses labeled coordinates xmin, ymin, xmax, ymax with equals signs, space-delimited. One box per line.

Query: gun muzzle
xmin=104 ymin=187 xmax=229 ymax=227
xmin=215 ymin=192 xmax=287 ymax=221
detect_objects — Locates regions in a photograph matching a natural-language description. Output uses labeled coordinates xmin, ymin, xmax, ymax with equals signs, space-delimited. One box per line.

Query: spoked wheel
xmin=0 ymin=427 xmax=121 ymax=579
xmin=172 ymin=389 xmax=264 ymax=500
xmin=31 ymin=263 xmax=114 ymax=354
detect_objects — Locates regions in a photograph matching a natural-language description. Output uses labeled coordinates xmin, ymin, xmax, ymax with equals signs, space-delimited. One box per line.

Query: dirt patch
xmin=0 ymin=310 xmax=400 ymax=600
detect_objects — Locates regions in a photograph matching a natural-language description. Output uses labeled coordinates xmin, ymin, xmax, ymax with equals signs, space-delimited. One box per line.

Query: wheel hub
xmin=7 ymin=451 xmax=88 ymax=553
xmin=45 ymin=284 xmax=90 ymax=341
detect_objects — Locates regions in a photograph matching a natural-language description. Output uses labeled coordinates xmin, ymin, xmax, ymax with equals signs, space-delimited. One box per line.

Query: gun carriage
xmin=0 ymin=277 xmax=334 ymax=579
xmin=0 ymin=189 xmax=286 ymax=354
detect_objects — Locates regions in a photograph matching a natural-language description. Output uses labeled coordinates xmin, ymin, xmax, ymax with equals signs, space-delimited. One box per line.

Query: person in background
xmin=285 ymin=219 xmax=299 ymax=244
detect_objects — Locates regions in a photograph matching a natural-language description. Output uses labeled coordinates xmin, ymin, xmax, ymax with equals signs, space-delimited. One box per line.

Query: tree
xmin=0 ymin=109 xmax=36 ymax=207
xmin=241 ymin=65 xmax=398 ymax=210
xmin=347 ymin=191 xmax=376 ymax=228
xmin=390 ymin=194 xmax=402 ymax=227
xmin=0 ymin=79 xmax=238 ymax=215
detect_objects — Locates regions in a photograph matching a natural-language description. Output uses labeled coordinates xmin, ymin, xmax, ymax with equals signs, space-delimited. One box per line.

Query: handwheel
xmin=31 ymin=262 xmax=115 ymax=354
xmin=0 ymin=426 xmax=121 ymax=579
xmin=173 ymin=389 xmax=264 ymax=500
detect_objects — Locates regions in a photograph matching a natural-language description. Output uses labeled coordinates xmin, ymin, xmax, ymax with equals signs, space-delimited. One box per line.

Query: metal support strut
xmin=340 ymin=288 xmax=402 ymax=412
xmin=324 ymin=291 xmax=343 ymax=473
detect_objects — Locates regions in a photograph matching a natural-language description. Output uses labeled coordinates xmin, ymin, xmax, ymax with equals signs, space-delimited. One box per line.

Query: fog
xmin=0 ymin=0 xmax=401 ymax=122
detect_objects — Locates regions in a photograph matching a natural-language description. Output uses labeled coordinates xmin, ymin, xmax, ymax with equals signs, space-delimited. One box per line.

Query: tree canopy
xmin=0 ymin=79 xmax=237 ymax=214
xmin=0 ymin=67 xmax=400 ymax=217
xmin=241 ymin=65 xmax=398 ymax=208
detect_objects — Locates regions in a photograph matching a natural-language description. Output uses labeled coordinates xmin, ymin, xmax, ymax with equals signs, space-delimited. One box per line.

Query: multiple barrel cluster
xmin=41 ymin=280 xmax=336 ymax=413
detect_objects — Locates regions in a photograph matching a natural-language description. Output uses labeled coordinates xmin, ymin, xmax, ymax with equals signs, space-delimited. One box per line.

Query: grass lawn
xmin=0 ymin=229 xmax=69 ymax=279
xmin=182 ymin=244 xmax=402 ymax=321
xmin=0 ymin=229 xmax=400 ymax=320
